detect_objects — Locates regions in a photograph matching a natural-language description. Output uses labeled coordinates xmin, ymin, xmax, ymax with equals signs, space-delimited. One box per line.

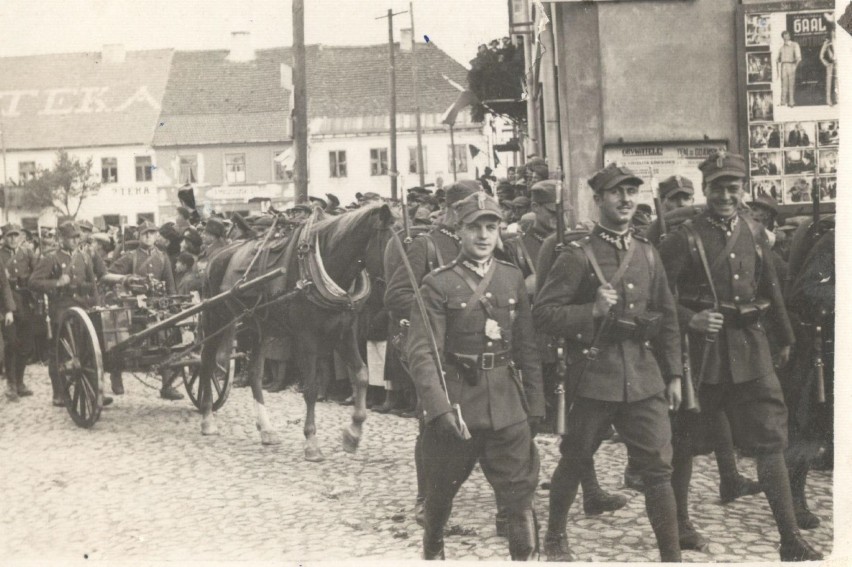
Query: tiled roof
xmin=153 ymin=42 xmax=471 ymax=145
xmin=0 ymin=49 xmax=173 ymax=150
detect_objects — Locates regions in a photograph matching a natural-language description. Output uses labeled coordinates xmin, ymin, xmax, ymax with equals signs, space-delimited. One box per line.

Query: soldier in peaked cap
xmin=658 ymin=150 xmax=821 ymax=561
xmin=107 ymin=220 xmax=179 ymax=400
xmin=406 ymin=192 xmax=544 ymax=560
xmin=659 ymin=175 xmax=696 ymax=212
xmin=1 ymin=223 xmax=38 ymax=400
xmin=535 ymin=163 xmax=682 ymax=562
xmin=30 ymin=221 xmax=106 ymax=407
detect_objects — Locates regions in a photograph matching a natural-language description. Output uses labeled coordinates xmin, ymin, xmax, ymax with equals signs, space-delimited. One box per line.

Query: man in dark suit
xmin=658 ymin=151 xmax=822 ymax=561
xmin=535 ymin=164 xmax=683 ymax=562
xmin=406 ymin=192 xmax=544 ymax=560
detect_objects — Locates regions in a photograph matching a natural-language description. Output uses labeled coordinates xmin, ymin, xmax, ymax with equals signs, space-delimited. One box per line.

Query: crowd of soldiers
xmin=0 ymin=150 xmax=833 ymax=562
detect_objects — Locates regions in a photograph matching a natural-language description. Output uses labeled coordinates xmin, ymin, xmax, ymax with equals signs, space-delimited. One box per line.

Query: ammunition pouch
xmin=446 ymin=351 xmax=511 ymax=386
xmin=602 ymin=311 xmax=663 ymax=343
xmin=680 ymin=292 xmax=770 ymax=329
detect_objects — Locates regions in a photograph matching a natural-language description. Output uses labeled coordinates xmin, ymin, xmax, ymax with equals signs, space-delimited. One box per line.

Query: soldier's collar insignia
xmin=708 ymin=214 xmax=739 ymax=233
xmin=439 ymin=228 xmax=461 ymax=242
xmin=594 ymin=223 xmax=632 ymax=251
xmin=461 ymin=257 xmax=492 ymax=278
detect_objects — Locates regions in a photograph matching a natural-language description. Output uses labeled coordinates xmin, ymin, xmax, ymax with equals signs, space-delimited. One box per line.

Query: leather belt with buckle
xmin=449 ymin=351 xmax=511 ymax=370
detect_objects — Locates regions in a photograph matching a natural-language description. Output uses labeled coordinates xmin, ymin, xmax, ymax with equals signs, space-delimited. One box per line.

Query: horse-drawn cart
xmin=54 ymin=268 xmax=286 ymax=428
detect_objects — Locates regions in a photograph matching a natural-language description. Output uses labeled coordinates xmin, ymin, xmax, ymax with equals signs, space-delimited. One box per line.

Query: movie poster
xmin=741 ymin=4 xmax=837 ymax=203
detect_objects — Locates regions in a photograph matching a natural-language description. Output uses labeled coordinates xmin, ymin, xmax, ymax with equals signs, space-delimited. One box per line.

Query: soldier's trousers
xmin=4 ymin=313 xmax=35 ymax=386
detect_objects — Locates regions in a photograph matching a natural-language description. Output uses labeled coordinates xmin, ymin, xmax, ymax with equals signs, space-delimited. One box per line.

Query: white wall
xmin=2 ymin=145 xmax=167 ymax=225
xmin=308 ymin=127 xmax=489 ymax=204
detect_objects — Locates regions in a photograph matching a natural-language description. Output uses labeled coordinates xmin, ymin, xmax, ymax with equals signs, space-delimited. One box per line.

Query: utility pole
xmin=377 ymin=8 xmax=407 ymax=200
xmin=292 ymin=0 xmax=309 ymax=202
xmin=409 ymin=2 xmax=425 ymax=188
xmin=0 ymin=116 xmax=8 ymax=222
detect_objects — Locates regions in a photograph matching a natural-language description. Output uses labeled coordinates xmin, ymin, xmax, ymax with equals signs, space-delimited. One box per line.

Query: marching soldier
xmin=107 ymin=220 xmax=180 ymax=399
xmin=384 ymin=180 xmax=479 ymax=523
xmin=658 ymin=151 xmax=821 ymax=561
xmin=406 ymin=191 xmax=544 ymax=560
xmin=506 ymin=180 xmax=627 ymax=516
xmin=535 ymin=164 xmax=683 ymax=562
xmin=1 ymin=224 xmax=37 ymax=400
xmin=29 ymin=221 xmax=106 ymax=407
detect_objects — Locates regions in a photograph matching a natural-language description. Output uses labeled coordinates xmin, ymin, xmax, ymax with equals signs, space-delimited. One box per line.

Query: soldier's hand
xmin=775 ymin=345 xmax=792 ymax=368
xmin=4 ymin=312 xmax=12 ymax=327
xmin=688 ymin=309 xmax=724 ymax=334
xmin=593 ymin=283 xmax=618 ymax=318
xmin=666 ymin=377 xmax=682 ymax=412
xmin=56 ymin=274 xmax=71 ymax=287
xmin=433 ymin=411 xmax=464 ymax=442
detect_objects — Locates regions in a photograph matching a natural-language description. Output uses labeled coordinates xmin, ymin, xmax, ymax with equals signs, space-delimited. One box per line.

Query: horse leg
xmin=251 ymin=349 xmax=281 ymax=445
xmin=199 ymin=333 xmax=221 ymax=436
xmin=338 ymin=325 xmax=368 ymax=454
xmin=298 ymin=342 xmax=324 ymax=461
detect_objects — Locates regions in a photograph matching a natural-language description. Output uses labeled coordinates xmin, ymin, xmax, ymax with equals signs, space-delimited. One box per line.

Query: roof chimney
xmin=280 ymin=63 xmax=293 ymax=90
xmin=400 ymin=28 xmax=413 ymax=52
xmin=227 ymin=31 xmax=255 ymax=62
xmin=102 ymin=44 xmax=126 ymax=64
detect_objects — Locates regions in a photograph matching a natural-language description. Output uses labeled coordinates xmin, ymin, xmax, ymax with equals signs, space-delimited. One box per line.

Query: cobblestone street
xmin=1 ymin=365 xmax=833 ymax=562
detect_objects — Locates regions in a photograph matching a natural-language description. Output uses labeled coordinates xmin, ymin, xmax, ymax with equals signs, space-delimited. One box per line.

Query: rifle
xmin=400 ymin=177 xmax=412 ymax=244
xmin=552 ymin=166 xmax=569 ymax=434
xmin=391 ymin=232 xmax=471 ymax=439
xmin=814 ymin=312 xmax=826 ymax=404
xmin=653 ymin=196 xmax=698 ymax=413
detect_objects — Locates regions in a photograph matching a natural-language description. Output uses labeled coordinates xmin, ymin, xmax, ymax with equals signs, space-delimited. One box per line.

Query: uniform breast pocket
xmin=446 ymin=296 xmax=484 ymax=334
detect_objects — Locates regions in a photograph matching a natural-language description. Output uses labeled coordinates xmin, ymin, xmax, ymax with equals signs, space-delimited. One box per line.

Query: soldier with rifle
xmin=384 ymin=180 xmax=479 ymax=526
xmin=1 ymin=224 xmax=37 ymax=400
xmin=405 ymin=191 xmax=544 ymax=560
xmin=658 ymin=151 xmax=821 ymax=561
xmin=535 ymin=163 xmax=683 ymax=562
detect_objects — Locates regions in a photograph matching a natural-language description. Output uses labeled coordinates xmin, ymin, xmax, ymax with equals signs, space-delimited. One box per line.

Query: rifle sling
xmin=580 ymin=238 xmax=635 ymax=287
xmin=683 ymin=223 xmax=719 ymax=308
xmin=516 ymin=235 xmax=537 ymax=277
xmin=452 ymin=261 xmax=499 ymax=320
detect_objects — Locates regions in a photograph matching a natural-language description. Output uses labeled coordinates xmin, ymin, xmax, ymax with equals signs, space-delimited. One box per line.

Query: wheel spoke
xmin=212 ymin=374 xmax=223 ymax=396
xmin=65 ymin=320 xmax=78 ymax=355
xmin=72 ymin=382 xmax=82 ymax=415
xmin=59 ymin=338 xmax=74 ymax=360
xmin=188 ymin=370 xmax=199 ymax=396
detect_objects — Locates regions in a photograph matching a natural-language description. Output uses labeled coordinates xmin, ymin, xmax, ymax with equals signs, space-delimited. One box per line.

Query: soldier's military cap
xmin=326 ymin=193 xmax=340 ymax=208
xmin=309 ymin=196 xmax=328 ymax=210
xmin=204 ymin=217 xmax=226 ymax=238
xmin=159 ymin=221 xmax=181 ymax=241
xmin=57 ymin=221 xmax=81 ymax=239
xmin=530 ymin=180 xmax=558 ymax=211
xmin=588 ymin=163 xmax=644 ymax=193
xmin=137 ymin=220 xmax=159 ymax=235
xmin=77 ymin=219 xmax=95 ymax=233
xmin=182 ymin=227 xmax=203 ymax=248
xmin=361 ymin=192 xmax=382 ymax=202
xmin=699 ymin=150 xmax=747 ymax=183
xmin=658 ymin=175 xmax=694 ymax=200
xmin=525 ymin=157 xmax=549 ymax=180
xmin=445 ymin=179 xmax=480 ymax=206
xmin=511 ymin=196 xmax=531 ymax=209
xmin=750 ymin=194 xmax=779 ymax=216
xmin=454 ymin=192 xmax=502 ymax=225
xmin=2 ymin=223 xmax=22 ymax=236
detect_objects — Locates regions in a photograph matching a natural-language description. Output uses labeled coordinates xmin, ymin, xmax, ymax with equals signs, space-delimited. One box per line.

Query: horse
xmin=196 ymin=203 xmax=396 ymax=461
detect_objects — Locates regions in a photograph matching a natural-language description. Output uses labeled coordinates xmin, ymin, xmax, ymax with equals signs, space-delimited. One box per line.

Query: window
xmin=448 ymin=145 xmax=468 ymax=173
xmin=18 ymin=161 xmax=36 ymax=183
xmin=225 ymin=153 xmax=246 ymax=184
xmin=370 ymin=148 xmax=389 ymax=176
xmin=408 ymin=146 xmax=428 ymax=174
xmin=136 ymin=213 xmax=154 ymax=224
xmin=179 ymin=155 xmax=198 ymax=184
xmin=274 ymin=149 xmax=293 ymax=182
xmin=101 ymin=157 xmax=118 ymax=183
xmin=102 ymin=214 xmax=121 ymax=229
xmin=329 ymin=150 xmax=347 ymax=178
xmin=135 ymin=156 xmax=153 ymax=182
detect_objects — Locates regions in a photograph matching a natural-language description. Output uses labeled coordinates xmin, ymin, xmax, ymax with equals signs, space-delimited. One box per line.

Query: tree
xmin=21 ymin=150 xmax=101 ymax=219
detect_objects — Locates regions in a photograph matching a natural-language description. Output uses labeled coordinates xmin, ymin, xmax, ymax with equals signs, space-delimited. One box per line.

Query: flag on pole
xmin=469 ymin=145 xmax=481 ymax=159
xmin=441 ymin=90 xmax=479 ymax=126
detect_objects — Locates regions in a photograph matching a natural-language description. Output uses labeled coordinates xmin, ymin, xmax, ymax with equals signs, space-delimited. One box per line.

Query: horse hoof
xmin=342 ymin=428 xmax=361 ymax=454
xmin=260 ymin=430 xmax=281 ymax=445
xmin=305 ymin=446 xmax=326 ymax=462
xmin=201 ymin=420 xmax=219 ymax=436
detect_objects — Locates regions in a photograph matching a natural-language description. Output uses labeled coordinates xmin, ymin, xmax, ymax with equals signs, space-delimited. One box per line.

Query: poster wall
xmin=741 ymin=3 xmax=837 ymax=205
xmin=602 ymin=141 xmax=728 ymax=208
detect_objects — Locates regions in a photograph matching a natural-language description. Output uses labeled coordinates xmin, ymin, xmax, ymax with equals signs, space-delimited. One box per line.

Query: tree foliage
xmin=20 ymin=150 xmax=101 ymax=219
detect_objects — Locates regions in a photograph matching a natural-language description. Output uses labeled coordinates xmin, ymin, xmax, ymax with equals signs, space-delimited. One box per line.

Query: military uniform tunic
xmin=109 ymin=245 xmax=176 ymax=295
xmin=659 ymin=212 xmax=793 ymax=453
xmin=406 ymin=256 xmax=544 ymax=513
xmin=0 ymin=244 xmax=35 ymax=385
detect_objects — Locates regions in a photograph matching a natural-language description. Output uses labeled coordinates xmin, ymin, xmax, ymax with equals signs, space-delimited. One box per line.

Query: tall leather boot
xmin=544 ymin=458 xmax=581 ymax=561
xmin=48 ymin=355 xmax=64 ymax=406
xmin=582 ymin=461 xmax=628 ymax=515
xmin=15 ymin=366 xmax=33 ymax=397
xmin=644 ymin=482 xmax=682 ymax=562
xmin=422 ymin=500 xmax=452 ymax=560
xmin=507 ymin=508 xmax=538 ymax=561
xmin=414 ymin=428 xmax=426 ymax=527
xmin=757 ymin=453 xmax=823 ymax=561
xmin=712 ymin=412 xmax=761 ymax=503
xmin=671 ymin=451 xmax=706 ymax=550
xmin=5 ymin=374 xmax=19 ymax=402
xmin=110 ymin=370 xmax=124 ymax=395
xmin=788 ymin=459 xmax=820 ymax=529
